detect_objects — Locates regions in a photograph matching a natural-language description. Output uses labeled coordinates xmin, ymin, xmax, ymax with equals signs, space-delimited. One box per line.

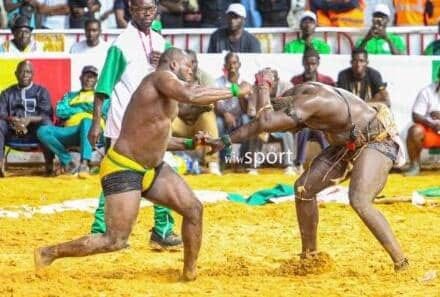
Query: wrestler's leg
xmin=143 ymin=164 xmax=202 ymax=281
xmin=349 ymin=147 xmax=407 ymax=270
xmin=35 ymin=190 xmax=141 ymax=268
xmin=294 ymin=148 xmax=348 ymax=255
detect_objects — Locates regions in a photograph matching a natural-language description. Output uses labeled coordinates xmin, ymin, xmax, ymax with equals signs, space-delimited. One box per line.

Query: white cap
xmin=373 ymin=4 xmax=391 ymax=17
xmin=226 ymin=3 xmax=247 ymax=18
xmin=299 ymin=10 xmax=317 ymax=23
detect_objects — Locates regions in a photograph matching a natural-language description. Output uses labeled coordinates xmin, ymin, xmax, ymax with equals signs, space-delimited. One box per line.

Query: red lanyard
xmin=138 ymin=29 xmax=153 ymax=64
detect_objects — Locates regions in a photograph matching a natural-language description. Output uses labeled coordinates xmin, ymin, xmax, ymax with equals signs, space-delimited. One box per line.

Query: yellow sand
xmin=0 ymin=170 xmax=439 ymax=296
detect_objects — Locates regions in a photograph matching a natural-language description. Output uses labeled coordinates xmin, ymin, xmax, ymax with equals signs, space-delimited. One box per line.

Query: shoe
xmin=149 ymin=230 xmax=183 ymax=251
xmin=403 ymin=165 xmax=420 ymax=176
xmin=78 ymin=163 xmax=91 ymax=179
xmin=284 ymin=166 xmax=297 ymax=176
xmin=208 ymin=162 xmax=222 ymax=176
xmin=60 ymin=161 xmax=78 ymax=177
xmin=247 ymin=168 xmax=259 ymax=175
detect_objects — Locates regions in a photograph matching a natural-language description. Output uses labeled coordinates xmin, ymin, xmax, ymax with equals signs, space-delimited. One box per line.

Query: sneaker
xmin=149 ymin=230 xmax=183 ymax=251
xmin=403 ymin=164 xmax=420 ymax=176
xmin=60 ymin=161 xmax=78 ymax=177
xmin=284 ymin=166 xmax=297 ymax=176
xmin=208 ymin=162 xmax=222 ymax=176
xmin=78 ymin=163 xmax=91 ymax=179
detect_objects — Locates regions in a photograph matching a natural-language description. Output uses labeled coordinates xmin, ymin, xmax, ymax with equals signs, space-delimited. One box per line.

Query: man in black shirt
xmin=337 ymin=48 xmax=390 ymax=107
xmin=207 ymin=3 xmax=261 ymax=53
xmin=0 ymin=60 xmax=54 ymax=176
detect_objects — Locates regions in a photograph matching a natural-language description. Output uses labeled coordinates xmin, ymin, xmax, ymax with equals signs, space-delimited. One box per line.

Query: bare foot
xmin=181 ymin=269 xmax=197 ymax=282
xmin=34 ymin=247 xmax=55 ymax=269
xmin=394 ymin=257 xmax=409 ymax=272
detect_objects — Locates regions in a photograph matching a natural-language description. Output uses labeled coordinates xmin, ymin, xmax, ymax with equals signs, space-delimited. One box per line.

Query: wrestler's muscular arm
xmin=155 ymin=71 xmax=252 ymax=105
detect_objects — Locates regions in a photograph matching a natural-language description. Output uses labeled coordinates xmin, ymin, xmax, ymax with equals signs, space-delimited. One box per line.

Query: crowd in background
xmin=0 ymin=0 xmax=438 ymax=179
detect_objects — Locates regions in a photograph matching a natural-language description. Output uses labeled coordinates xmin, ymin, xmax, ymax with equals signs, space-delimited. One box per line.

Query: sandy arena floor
xmin=0 ymin=169 xmax=439 ymax=297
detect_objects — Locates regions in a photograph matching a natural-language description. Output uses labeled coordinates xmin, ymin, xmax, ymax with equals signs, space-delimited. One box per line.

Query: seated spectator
xmin=241 ymin=0 xmax=262 ymax=27
xmin=356 ymin=4 xmax=406 ymax=55
xmin=364 ymin=0 xmax=394 ymax=26
xmin=199 ymin=0 xmax=237 ymax=28
xmin=172 ymin=49 xmax=221 ymax=175
xmin=70 ymin=18 xmax=109 ymax=54
xmin=308 ymin=0 xmax=365 ymax=27
xmin=394 ymin=0 xmax=434 ymax=26
xmin=0 ymin=15 xmax=43 ymax=53
xmin=256 ymin=0 xmax=290 ymax=27
xmin=424 ymin=21 xmax=440 ymax=55
xmin=159 ymin=0 xmax=185 ymax=28
xmin=68 ymin=0 xmax=101 ymax=28
xmin=0 ymin=60 xmax=54 ymax=177
xmin=38 ymin=65 xmax=108 ymax=177
xmin=263 ymin=69 xmax=297 ymax=175
xmin=337 ymin=47 xmax=390 ymax=106
xmin=207 ymin=3 xmax=261 ymax=53
xmin=289 ymin=47 xmax=331 ymax=174
xmin=284 ymin=11 xmax=331 ymax=54
xmin=4 ymin=0 xmax=38 ymax=28
xmin=38 ymin=0 xmax=71 ymax=29
xmin=214 ymin=52 xmax=259 ymax=173
xmin=404 ymin=76 xmax=440 ymax=176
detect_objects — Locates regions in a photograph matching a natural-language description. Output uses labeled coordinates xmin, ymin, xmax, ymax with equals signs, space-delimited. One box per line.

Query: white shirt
xmin=40 ymin=0 xmax=68 ymax=29
xmin=412 ymin=82 xmax=440 ymax=118
xmin=69 ymin=39 xmax=110 ymax=54
xmin=101 ymin=23 xmax=166 ymax=139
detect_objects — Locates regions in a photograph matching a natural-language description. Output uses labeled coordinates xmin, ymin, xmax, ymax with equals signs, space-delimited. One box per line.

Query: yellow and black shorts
xmin=99 ymin=148 xmax=163 ymax=197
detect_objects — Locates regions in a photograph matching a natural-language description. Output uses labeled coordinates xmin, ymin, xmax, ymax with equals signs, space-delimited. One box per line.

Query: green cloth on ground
xmin=418 ymin=187 xmax=440 ymax=198
xmin=228 ymin=184 xmax=294 ymax=205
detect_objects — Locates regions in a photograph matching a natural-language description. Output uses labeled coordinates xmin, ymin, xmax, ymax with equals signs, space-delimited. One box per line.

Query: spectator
xmin=365 ymin=0 xmax=394 ymax=26
xmin=37 ymin=0 xmax=71 ymax=29
xmin=207 ymin=3 xmax=261 ymax=53
xmin=289 ymin=47 xmax=331 ymax=174
xmin=264 ymin=69 xmax=297 ymax=175
xmin=394 ymin=0 xmax=428 ymax=26
xmin=0 ymin=0 xmax=6 ymax=28
xmin=172 ymin=49 xmax=221 ymax=175
xmin=356 ymin=4 xmax=406 ymax=55
xmin=404 ymin=76 xmax=440 ymax=176
xmin=4 ymin=0 xmax=38 ymax=28
xmin=199 ymin=0 xmax=238 ymax=28
xmin=113 ymin=0 xmax=129 ymax=28
xmin=68 ymin=0 xmax=101 ymax=28
xmin=159 ymin=0 xmax=185 ymax=28
xmin=337 ymin=47 xmax=390 ymax=106
xmin=214 ymin=52 xmax=259 ymax=173
xmin=0 ymin=60 xmax=54 ymax=177
xmin=0 ymin=15 xmax=44 ymax=53
xmin=308 ymin=0 xmax=365 ymax=27
xmin=70 ymin=18 xmax=109 ymax=54
xmin=182 ymin=0 xmax=201 ymax=27
xmin=283 ymin=10 xmax=330 ymax=54
xmin=37 ymin=66 xmax=109 ymax=176
xmin=241 ymin=0 xmax=262 ymax=27
xmin=424 ymin=21 xmax=440 ymax=55
xmin=256 ymin=0 xmax=290 ymax=27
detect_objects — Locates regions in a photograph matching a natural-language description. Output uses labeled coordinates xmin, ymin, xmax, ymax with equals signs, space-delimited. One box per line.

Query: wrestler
xmin=34 ymin=47 xmax=252 ymax=281
xmin=209 ymin=69 xmax=409 ymax=271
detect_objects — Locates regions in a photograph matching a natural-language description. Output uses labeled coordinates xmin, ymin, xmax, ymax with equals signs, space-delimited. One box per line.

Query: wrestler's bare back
xmin=114 ymin=71 xmax=180 ymax=168
xmin=279 ymin=82 xmax=378 ymax=145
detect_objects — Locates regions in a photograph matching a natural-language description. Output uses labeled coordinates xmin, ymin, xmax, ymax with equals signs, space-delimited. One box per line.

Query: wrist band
xmin=230 ymin=83 xmax=240 ymax=97
xmin=183 ymin=138 xmax=195 ymax=150
xmin=221 ymin=134 xmax=232 ymax=147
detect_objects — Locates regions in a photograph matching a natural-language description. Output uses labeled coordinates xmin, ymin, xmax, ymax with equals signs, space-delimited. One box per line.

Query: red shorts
xmin=417 ymin=124 xmax=440 ymax=148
